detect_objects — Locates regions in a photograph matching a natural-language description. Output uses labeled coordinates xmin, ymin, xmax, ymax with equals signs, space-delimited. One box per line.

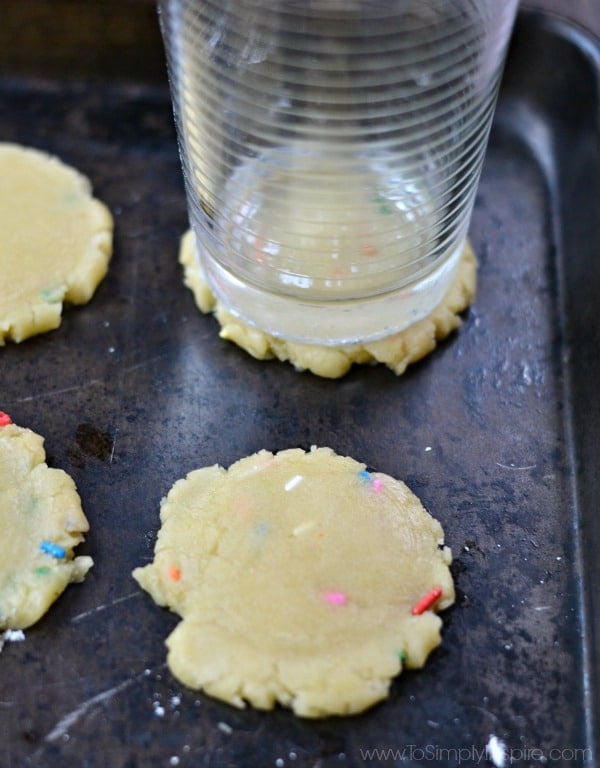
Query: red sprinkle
xmin=0 ymin=412 xmax=13 ymax=426
xmin=168 ymin=567 xmax=181 ymax=582
xmin=411 ymin=587 xmax=443 ymax=616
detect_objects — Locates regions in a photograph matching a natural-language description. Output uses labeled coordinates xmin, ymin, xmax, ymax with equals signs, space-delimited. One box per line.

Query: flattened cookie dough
xmin=179 ymin=230 xmax=477 ymax=378
xmin=0 ymin=413 xmax=93 ymax=629
xmin=0 ymin=143 xmax=113 ymax=345
xmin=133 ymin=447 xmax=454 ymax=717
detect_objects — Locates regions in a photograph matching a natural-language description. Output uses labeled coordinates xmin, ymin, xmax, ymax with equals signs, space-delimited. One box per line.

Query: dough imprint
xmin=0 ymin=143 xmax=113 ymax=345
xmin=0 ymin=414 xmax=93 ymax=629
xmin=179 ymin=230 xmax=477 ymax=378
xmin=133 ymin=446 xmax=454 ymax=717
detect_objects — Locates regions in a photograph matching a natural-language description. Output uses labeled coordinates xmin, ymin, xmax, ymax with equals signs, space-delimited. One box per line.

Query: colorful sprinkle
xmin=252 ymin=234 xmax=266 ymax=264
xmin=232 ymin=495 xmax=253 ymax=521
xmin=40 ymin=286 xmax=64 ymax=303
xmin=40 ymin=541 xmax=66 ymax=559
xmin=411 ymin=587 xmax=443 ymax=616
xmin=35 ymin=566 xmax=51 ymax=576
xmin=361 ymin=243 xmax=378 ymax=258
xmin=330 ymin=264 xmax=349 ymax=279
xmin=323 ymin=591 xmax=348 ymax=606
xmin=253 ymin=521 xmax=269 ymax=543
xmin=370 ymin=192 xmax=394 ymax=215
xmin=0 ymin=411 xmax=13 ymax=426
xmin=168 ymin=567 xmax=181 ymax=582
xmin=358 ymin=470 xmax=382 ymax=492
xmin=397 ymin=650 xmax=407 ymax=663
xmin=292 ymin=521 xmax=315 ymax=537
xmin=284 ymin=474 xmax=303 ymax=492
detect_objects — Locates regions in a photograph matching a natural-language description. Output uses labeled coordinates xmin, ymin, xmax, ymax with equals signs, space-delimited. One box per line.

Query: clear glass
xmin=159 ymin=0 xmax=519 ymax=344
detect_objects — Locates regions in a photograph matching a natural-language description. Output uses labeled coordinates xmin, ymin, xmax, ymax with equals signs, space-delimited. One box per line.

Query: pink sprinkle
xmin=372 ymin=477 xmax=382 ymax=492
xmin=323 ymin=591 xmax=348 ymax=606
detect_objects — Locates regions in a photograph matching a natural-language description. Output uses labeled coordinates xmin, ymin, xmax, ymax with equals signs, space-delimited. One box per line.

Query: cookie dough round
xmin=133 ymin=447 xmax=454 ymax=717
xmin=179 ymin=230 xmax=477 ymax=378
xmin=0 ymin=143 xmax=113 ymax=345
xmin=0 ymin=413 xmax=93 ymax=629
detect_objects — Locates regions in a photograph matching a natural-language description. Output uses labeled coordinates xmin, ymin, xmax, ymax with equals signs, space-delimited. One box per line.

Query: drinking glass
xmin=158 ymin=0 xmax=519 ymax=344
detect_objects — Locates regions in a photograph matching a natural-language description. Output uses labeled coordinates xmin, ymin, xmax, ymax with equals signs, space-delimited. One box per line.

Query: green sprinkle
xmin=369 ymin=192 xmax=393 ymax=215
xmin=62 ymin=190 xmax=83 ymax=205
xmin=40 ymin=286 xmax=65 ymax=303
xmin=35 ymin=566 xmax=51 ymax=576
xmin=398 ymin=650 xmax=407 ymax=663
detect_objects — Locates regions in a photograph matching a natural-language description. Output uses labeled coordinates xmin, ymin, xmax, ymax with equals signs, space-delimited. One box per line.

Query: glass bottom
xmin=195 ymin=236 xmax=465 ymax=346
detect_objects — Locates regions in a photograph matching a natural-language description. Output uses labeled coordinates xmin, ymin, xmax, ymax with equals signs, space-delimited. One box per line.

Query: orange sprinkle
xmin=411 ymin=587 xmax=443 ymax=615
xmin=361 ymin=243 xmax=378 ymax=258
xmin=168 ymin=567 xmax=181 ymax=582
xmin=330 ymin=265 xmax=348 ymax=279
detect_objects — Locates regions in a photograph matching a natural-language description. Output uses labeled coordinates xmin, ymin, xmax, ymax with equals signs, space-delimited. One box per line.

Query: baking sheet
xmin=0 ymin=8 xmax=598 ymax=768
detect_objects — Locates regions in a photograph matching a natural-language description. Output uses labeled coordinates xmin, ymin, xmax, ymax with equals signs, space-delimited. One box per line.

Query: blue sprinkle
xmin=40 ymin=540 xmax=66 ymax=559
xmin=254 ymin=522 xmax=269 ymax=538
xmin=358 ymin=470 xmax=372 ymax=482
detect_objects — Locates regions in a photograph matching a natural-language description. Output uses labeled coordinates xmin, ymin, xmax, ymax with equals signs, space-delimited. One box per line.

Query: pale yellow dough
xmin=0 ymin=143 xmax=113 ymax=345
xmin=0 ymin=419 xmax=93 ymax=629
xmin=133 ymin=447 xmax=454 ymax=717
xmin=179 ymin=230 xmax=477 ymax=378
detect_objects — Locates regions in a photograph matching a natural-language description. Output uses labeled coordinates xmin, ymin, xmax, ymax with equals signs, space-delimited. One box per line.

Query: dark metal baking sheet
xmin=0 ymin=8 xmax=598 ymax=768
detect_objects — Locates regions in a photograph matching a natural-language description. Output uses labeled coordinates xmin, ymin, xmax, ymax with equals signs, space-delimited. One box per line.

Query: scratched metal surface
xmin=0 ymin=8 xmax=598 ymax=768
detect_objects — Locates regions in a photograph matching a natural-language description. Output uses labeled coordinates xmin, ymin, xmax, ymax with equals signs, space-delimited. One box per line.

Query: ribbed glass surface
xmin=159 ymin=0 xmax=518 ymax=343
